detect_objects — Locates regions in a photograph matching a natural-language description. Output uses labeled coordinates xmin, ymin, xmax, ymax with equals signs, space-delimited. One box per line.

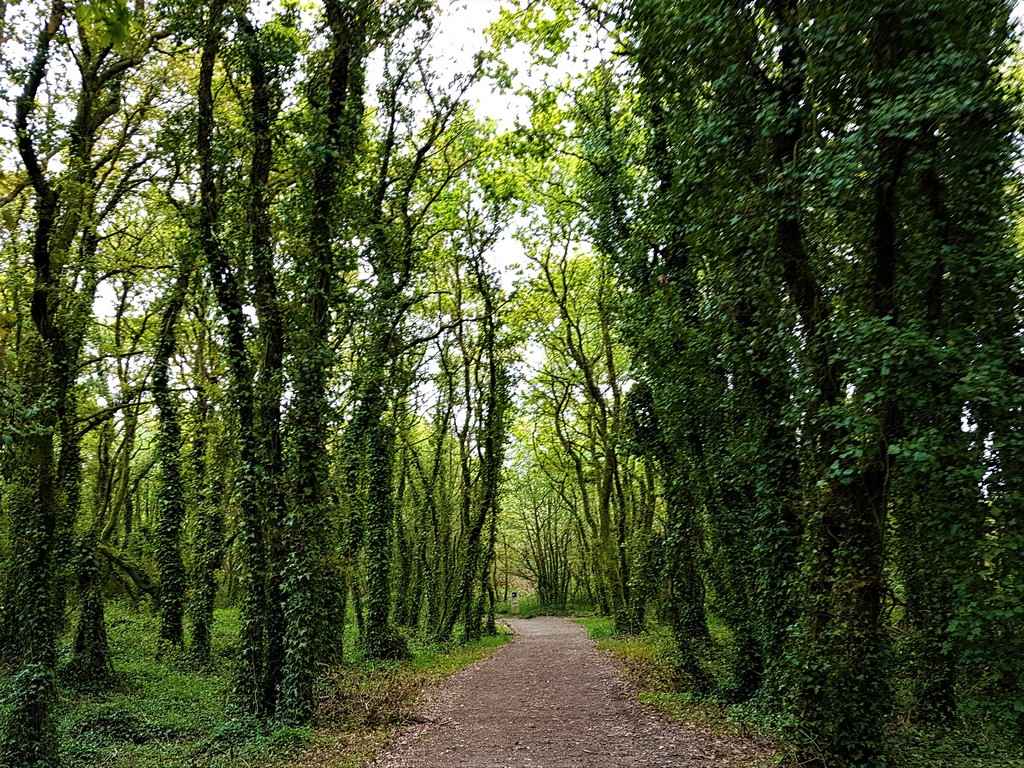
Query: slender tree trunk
xmin=152 ymin=252 xmax=194 ymax=651
xmin=197 ymin=0 xmax=270 ymax=713
xmin=1 ymin=8 xmax=66 ymax=763
xmin=188 ymin=371 xmax=225 ymax=664
xmin=280 ymin=0 xmax=374 ymax=716
xmin=362 ymin=388 xmax=408 ymax=658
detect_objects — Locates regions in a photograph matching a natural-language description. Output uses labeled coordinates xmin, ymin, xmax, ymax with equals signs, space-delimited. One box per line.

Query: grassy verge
xmin=271 ymin=631 xmax=510 ymax=768
xmin=575 ymin=616 xmax=1024 ymax=768
xmin=575 ymin=617 xmax=753 ymax=737
xmin=14 ymin=604 xmax=511 ymax=768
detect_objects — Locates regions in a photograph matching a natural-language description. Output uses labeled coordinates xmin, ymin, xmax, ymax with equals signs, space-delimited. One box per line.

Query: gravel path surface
xmin=372 ymin=616 xmax=768 ymax=768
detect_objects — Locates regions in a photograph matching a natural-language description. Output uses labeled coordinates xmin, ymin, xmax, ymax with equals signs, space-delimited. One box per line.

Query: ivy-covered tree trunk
xmin=152 ymin=251 xmax=194 ymax=651
xmin=1 ymin=334 xmax=60 ymax=768
xmin=187 ymin=376 xmax=225 ymax=665
xmin=469 ymin=258 xmax=509 ymax=639
xmin=360 ymin=382 xmax=408 ymax=658
xmin=392 ymin=454 xmax=417 ymax=629
xmin=661 ymin=469 xmax=711 ymax=693
xmin=61 ymin=535 xmax=116 ymax=691
xmin=236 ymin=7 xmax=290 ymax=709
xmin=197 ymin=0 xmax=270 ymax=713
xmin=449 ymin=351 xmax=487 ymax=641
xmin=1 ymin=7 xmax=67 ymax=763
xmin=889 ymin=26 xmax=1020 ymax=728
xmin=280 ymin=0 xmax=374 ymax=719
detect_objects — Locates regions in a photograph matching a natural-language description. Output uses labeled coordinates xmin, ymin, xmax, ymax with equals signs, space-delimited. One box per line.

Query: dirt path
xmin=372 ymin=617 xmax=768 ymax=768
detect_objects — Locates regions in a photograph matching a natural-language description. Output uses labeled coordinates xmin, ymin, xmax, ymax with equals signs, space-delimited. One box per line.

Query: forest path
xmin=371 ymin=616 xmax=767 ymax=768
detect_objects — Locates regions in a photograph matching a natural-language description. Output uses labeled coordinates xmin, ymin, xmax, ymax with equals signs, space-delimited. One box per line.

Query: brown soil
xmin=372 ymin=616 xmax=771 ymax=768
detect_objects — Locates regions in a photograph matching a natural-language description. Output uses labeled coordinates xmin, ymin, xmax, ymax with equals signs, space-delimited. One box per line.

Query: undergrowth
xmin=576 ymin=616 xmax=1024 ymax=768
xmin=576 ymin=617 xmax=751 ymax=737
xmin=276 ymin=631 xmax=510 ymax=768
xmin=1 ymin=603 xmax=509 ymax=768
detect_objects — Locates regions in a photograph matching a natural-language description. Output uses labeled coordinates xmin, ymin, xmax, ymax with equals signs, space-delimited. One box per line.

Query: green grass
xmin=574 ymin=615 xmax=1024 ymax=768
xmin=494 ymin=594 xmax=597 ymax=619
xmin=1 ymin=603 xmax=511 ymax=768
xmin=576 ymin=614 xmax=618 ymax=639
xmin=406 ymin=631 xmax=510 ymax=676
xmin=578 ymin=616 xmax=719 ymax=691
xmin=883 ymin=723 xmax=1024 ymax=768
xmin=58 ymin=606 xmax=240 ymax=767
xmin=494 ymin=593 xmax=545 ymax=618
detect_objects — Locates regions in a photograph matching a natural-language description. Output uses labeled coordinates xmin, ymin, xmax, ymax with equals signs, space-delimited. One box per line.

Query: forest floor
xmin=46 ymin=608 xmax=1023 ymax=768
xmin=370 ymin=616 xmax=772 ymax=768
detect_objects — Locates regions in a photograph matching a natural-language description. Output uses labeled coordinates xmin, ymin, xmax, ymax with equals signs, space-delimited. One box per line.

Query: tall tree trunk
xmin=61 ymin=534 xmax=115 ymax=691
xmin=152 ymin=252 xmax=194 ymax=651
xmin=280 ymin=0 xmax=374 ymax=717
xmin=361 ymin=387 xmax=408 ymax=658
xmin=188 ymin=364 xmax=225 ymax=665
xmin=237 ymin=8 xmax=289 ymax=711
xmin=1 ymin=7 xmax=67 ymax=763
xmin=197 ymin=0 xmax=270 ymax=713
xmin=661 ymin=468 xmax=711 ymax=693
xmin=1 ymin=334 xmax=60 ymax=768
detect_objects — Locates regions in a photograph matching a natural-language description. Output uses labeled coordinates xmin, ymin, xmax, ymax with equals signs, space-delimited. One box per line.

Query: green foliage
xmin=483 ymin=0 xmax=1024 ymax=764
xmin=575 ymin=616 xmax=615 ymax=640
xmin=1 ymin=663 xmax=59 ymax=768
xmin=2 ymin=1 xmax=1022 ymax=766
xmin=15 ymin=604 xmax=505 ymax=768
xmin=883 ymin=724 xmax=1024 ymax=768
xmin=74 ymin=0 xmax=133 ymax=51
